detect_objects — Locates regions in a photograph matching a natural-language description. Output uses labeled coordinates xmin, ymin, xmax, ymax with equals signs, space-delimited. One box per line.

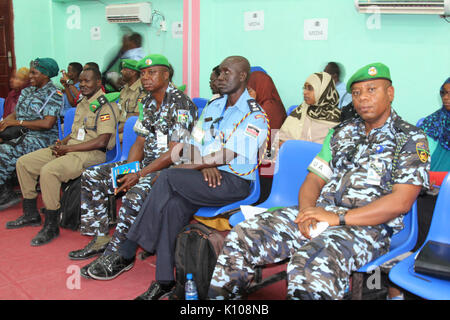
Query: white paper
xmin=172 ymin=21 xmax=183 ymax=39
xmin=304 ymin=19 xmax=328 ymax=41
xmin=244 ymin=11 xmax=264 ymax=31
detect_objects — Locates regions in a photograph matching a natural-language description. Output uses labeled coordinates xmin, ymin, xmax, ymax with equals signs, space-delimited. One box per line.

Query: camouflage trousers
xmin=0 ymin=135 xmax=53 ymax=185
xmin=80 ymin=160 xmax=157 ymax=255
xmin=208 ymin=206 xmax=391 ymax=300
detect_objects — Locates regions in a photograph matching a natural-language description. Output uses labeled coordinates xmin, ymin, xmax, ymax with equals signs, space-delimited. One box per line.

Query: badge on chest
xmin=366 ymin=158 xmax=384 ymax=186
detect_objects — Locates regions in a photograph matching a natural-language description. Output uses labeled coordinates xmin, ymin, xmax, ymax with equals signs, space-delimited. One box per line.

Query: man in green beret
xmin=68 ymin=54 xmax=197 ymax=276
xmin=7 ymin=67 xmax=120 ymax=246
xmin=0 ymin=57 xmax=63 ymax=211
xmin=208 ymin=62 xmax=430 ymax=300
xmin=117 ymin=59 xmax=146 ymax=142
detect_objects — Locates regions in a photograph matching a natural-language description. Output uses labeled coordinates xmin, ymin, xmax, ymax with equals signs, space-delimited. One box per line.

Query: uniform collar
xmin=87 ymin=89 xmax=105 ymax=105
xmin=221 ymin=89 xmax=252 ymax=114
xmin=129 ymin=78 xmax=142 ymax=91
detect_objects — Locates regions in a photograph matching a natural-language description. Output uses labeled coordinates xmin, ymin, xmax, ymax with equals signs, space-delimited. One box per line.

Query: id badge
xmin=77 ymin=127 xmax=86 ymax=141
xmin=192 ymin=125 xmax=205 ymax=143
xmin=366 ymin=160 xmax=383 ymax=186
xmin=156 ymin=130 xmax=168 ymax=149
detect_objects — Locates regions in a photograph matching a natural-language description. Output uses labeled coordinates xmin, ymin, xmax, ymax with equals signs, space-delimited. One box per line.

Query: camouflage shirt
xmin=133 ymin=83 xmax=197 ymax=167
xmin=308 ymin=110 xmax=430 ymax=232
xmin=15 ymin=81 xmax=63 ymax=142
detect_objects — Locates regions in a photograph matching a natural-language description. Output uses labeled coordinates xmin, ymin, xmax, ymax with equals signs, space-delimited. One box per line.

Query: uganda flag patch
xmin=100 ymin=114 xmax=111 ymax=122
xmin=56 ymin=90 xmax=63 ymax=96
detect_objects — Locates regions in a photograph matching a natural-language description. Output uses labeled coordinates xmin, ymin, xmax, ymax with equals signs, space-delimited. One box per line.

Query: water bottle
xmin=185 ymin=273 xmax=198 ymax=300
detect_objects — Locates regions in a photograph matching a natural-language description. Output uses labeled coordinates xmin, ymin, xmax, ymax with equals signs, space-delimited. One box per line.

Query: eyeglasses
xmin=440 ymin=90 xmax=450 ymax=97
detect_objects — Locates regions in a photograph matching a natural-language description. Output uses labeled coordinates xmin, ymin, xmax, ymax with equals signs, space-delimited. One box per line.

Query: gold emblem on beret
xmin=145 ymin=59 xmax=152 ymax=66
xmin=368 ymin=67 xmax=378 ymax=76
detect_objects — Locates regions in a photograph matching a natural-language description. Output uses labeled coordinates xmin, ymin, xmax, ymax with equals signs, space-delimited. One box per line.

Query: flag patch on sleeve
xmin=100 ymin=114 xmax=111 ymax=121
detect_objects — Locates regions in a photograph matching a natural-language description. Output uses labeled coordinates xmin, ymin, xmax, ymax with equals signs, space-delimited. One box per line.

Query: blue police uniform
xmin=122 ymin=89 xmax=268 ymax=283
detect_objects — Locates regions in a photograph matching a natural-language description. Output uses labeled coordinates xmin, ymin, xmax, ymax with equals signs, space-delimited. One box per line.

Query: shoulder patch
xmin=247 ymin=99 xmax=261 ymax=113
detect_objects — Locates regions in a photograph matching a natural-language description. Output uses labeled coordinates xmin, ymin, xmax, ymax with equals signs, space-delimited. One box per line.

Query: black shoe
xmin=68 ymin=236 xmax=110 ymax=260
xmin=80 ymin=257 xmax=102 ymax=280
xmin=0 ymin=188 xmax=22 ymax=211
xmin=6 ymin=198 xmax=41 ymax=229
xmin=30 ymin=209 xmax=60 ymax=247
xmin=135 ymin=281 xmax=175 ymax=300
xmin=87 ymin=252 xmax=135 ymax=280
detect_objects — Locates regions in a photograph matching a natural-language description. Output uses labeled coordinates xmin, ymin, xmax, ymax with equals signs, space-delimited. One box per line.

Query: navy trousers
xmin=126 ymin=167 xmax=251 ymax=282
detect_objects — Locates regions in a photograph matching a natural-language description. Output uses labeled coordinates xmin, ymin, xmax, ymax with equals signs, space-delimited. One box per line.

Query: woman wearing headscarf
xmin=0 ymin=58 xmax=63 ymax=210
xmin=419 ymin=77 xmax=450 ymax=172
xmin=277 ymin=72 xmax=341 ymax=145
xmin=3 ymin=67 xmax=30 ymax=118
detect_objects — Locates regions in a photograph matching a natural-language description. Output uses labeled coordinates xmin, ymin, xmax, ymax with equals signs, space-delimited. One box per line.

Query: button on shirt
xmin=134 ymin=83 xmax=197 ymax=167
xmin=190 ymin=89 xmax=268 ymax=181
xmin=15 ymin=81 xmax=63 ymax=142
xmin=308 ymin=110 xmax=430 ymax=233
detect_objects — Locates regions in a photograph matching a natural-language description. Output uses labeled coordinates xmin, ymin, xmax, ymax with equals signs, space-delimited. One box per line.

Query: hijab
xmin=278 ymin=72 xmax=341 ymax=144
xmin=419 ymin=77 xmax=450 ymax=151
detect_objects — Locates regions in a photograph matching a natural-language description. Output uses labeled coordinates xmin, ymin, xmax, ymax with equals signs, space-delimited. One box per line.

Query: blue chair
xmin=416 ymin=117 xmax=425 ymax=127
xmin=120 ymin=116 xmax=138 ymax=162
xmin=287 ymin=105 xmax=298 ymax=115
xmin=229 ymin=140 xmax=322 ymax=227
xmin=193 ymin=169 xmax=261 ymax=219
xmin=0 ymin=97 xmax=5 ymax=119
xmin=63 ymin=107 xmax=76 ymax=139
xmin=192 ymin=97 xmax=208 ymax=116
xmin=389 ymin=172 xmax=450 ymax=300
xmin=250 ymin=66 xmax=267 ymax=74
xmin=105 ymin=128 xmax=121 ymax=164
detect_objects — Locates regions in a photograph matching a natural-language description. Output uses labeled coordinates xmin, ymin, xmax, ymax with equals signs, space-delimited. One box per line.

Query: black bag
xmin=59 ymin=177 xmax=82 ymax=230
xmin=414 ymin=240 xmax=450 ymax=280
xmin=172 ymin=223 xmax=226 ymax=300
xmin=0 ymin=126 xmax=28 ymax=141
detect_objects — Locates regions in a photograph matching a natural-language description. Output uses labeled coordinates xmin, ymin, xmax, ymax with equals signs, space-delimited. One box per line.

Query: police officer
xmin=117 ymin=59 xmax=145 ymax=142
xmin=69 ymin=54 xmax=197 ymax=276
xmin=208 ymin=62 xmax=430 ymax=300
xmin=86 ymin=56 xmax=269 ymax=300
xmin=6 ymin=67 xmax=120 ymax=247
xmin=0 ymin=58 xmax=63 ymax=211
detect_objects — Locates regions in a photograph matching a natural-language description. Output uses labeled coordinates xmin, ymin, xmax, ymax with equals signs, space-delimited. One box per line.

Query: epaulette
xmin=205 ymin=95 xmax=223 ymax=107
xmin=247 ymin=99 xmax=262 ymax=113
xmin=393 ymin=117 xmax=417 ymax=135
xmin=89 ymin=92 xmax=120 ymax=113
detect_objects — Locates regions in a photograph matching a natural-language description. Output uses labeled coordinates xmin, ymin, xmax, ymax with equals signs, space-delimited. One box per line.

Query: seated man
xmin=6 ymin=67 xmax=120 ymax=247
xmin=117 ymin=59 xmax=146 ymax=142
xmin=60 ymin=62 xmax=83 ymax=115
xmin=208 ymin=62 xmax=430 ymax=300
xmin=0 ymin=58 xmax=62 ymax=210
xmin=86 ymin=56 xmax=269 ymax=301
xmin=68 ymin=54 xmax=197 ymax=276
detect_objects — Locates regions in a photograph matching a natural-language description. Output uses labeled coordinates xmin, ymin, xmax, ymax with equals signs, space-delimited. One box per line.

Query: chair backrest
xmin=192 ymin=97 xmax=208 ymax=116
xmin=120 ymin=116 xmax=138 ymax=162
xmin=63 ymin=107 xmax=76 ymax=138
xmin=0 ymin=97 xmax=5 ymax=119
xmin=250 ymin=66 xmax=267 ymax=74
xmin=287 ymin=105 xmax=298 ymax=115
xmin=416 ymin=117 xmax=425 ymax=127
xmin=424 ymin=172 xmax=450 ymax=244
xmin=105 ymin=128 xmax=121 ymax=163
xmin=389 ymin=200 xmax=418 ymax=250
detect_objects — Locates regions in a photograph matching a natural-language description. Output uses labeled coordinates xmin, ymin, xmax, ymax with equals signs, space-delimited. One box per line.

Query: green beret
xmin=30 ymin=57 xmax=59 ymax=78
xmin=137 ymin=54 xmax=170 ymax=70
xmin=346 ymin=62 xmax=392 ymax=93
xmin=121 ymin=59 xmax=140 ymax=72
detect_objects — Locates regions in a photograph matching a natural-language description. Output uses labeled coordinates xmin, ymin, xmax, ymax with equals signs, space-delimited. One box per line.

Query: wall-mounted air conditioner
xmin=105 ymin=2 xmax=152 ymax=23
xmin=355 ymin=0 xmax=450 ymax=15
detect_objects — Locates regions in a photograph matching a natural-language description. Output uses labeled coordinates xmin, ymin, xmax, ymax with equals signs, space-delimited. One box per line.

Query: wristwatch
xmin=66 ymin=79 xmax=74 ymax=85
xmin=336 ymin=209 xmax=347 ymax=226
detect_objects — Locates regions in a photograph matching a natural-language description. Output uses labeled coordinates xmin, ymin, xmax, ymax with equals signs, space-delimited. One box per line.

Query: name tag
xmin=156 ymin=130 xmax=168 ymax=149
xmin=77 ymin=127 xmax=85 ymax=141
xmin=366 ymin=160 xmax=383 ymax=186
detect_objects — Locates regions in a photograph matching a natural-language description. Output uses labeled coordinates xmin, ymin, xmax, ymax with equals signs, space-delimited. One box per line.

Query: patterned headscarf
xmin=290 ymin=72 xmax=341 ymax=123
xmin=419 ymin=77 xmax=450 ymax=151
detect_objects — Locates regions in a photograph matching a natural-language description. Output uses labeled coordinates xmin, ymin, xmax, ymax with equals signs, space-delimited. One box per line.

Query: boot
xmin=0 ymin=184 xmax=21 ymax=211
xmin=30 ymin=209 xmax=60 ymax=246
xmin=6 ymin=198 xmax=41 ymax=229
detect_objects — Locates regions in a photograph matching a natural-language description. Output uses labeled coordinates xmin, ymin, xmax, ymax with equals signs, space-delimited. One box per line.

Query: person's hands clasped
xmin=201 ymin=167 xmax=222 ymax=188
xmin=50 ymin=139 xmax=71 ymax=157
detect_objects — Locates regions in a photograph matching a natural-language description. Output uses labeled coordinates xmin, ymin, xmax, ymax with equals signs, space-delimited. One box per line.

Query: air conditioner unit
xmin=105 ymin=2 xmax=152 ymax=23
xmin=355 ymin=0 xmax=450 ymax=15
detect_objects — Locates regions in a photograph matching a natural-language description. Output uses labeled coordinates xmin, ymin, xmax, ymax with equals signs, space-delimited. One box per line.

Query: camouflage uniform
xmin=80 ymin=83 xmax=197 ymax=255
xmin=0 ymin=81 xmax=62 ymax=186
xmin=209 ymin=110 xmax=430 ymax=300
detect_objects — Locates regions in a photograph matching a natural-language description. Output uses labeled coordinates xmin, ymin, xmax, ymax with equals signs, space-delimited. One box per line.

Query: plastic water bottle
xmin=185 ymin=273 xmax=198 ymax=300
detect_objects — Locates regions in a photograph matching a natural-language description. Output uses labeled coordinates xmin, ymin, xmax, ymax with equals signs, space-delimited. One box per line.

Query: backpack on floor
xmin=172 ymin=223 xmax=226 ymax=300
xmin=59 ymin=177 xmax=82 ymax=230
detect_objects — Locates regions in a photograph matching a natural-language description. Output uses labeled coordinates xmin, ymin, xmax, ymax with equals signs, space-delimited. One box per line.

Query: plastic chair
xmin=0 ymin=97 xmax=5 ymax=119
xmin=389 ymin=172 xmax=450 ymax=300
xmin=194 ymin=169 xmax=261 ymax=219
xmin=62 ymin=107 xmax=76 ymax=139
xmin=120 ymin=116 xmax=138 ymax=162
xmin=192 ymin=97 xmax=208 ymax=116
xmin=416 ymin=117 xmax=425 ymax=127
xmin=105 ymin=128 xmax=121 ymax=164
xmin=229 ymin=140 xmax=322 ymax=227
xmin=250 ymin=66 xmax=267 ymax=74
xmin=286 ymin=105 xmax=298 ymax=115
